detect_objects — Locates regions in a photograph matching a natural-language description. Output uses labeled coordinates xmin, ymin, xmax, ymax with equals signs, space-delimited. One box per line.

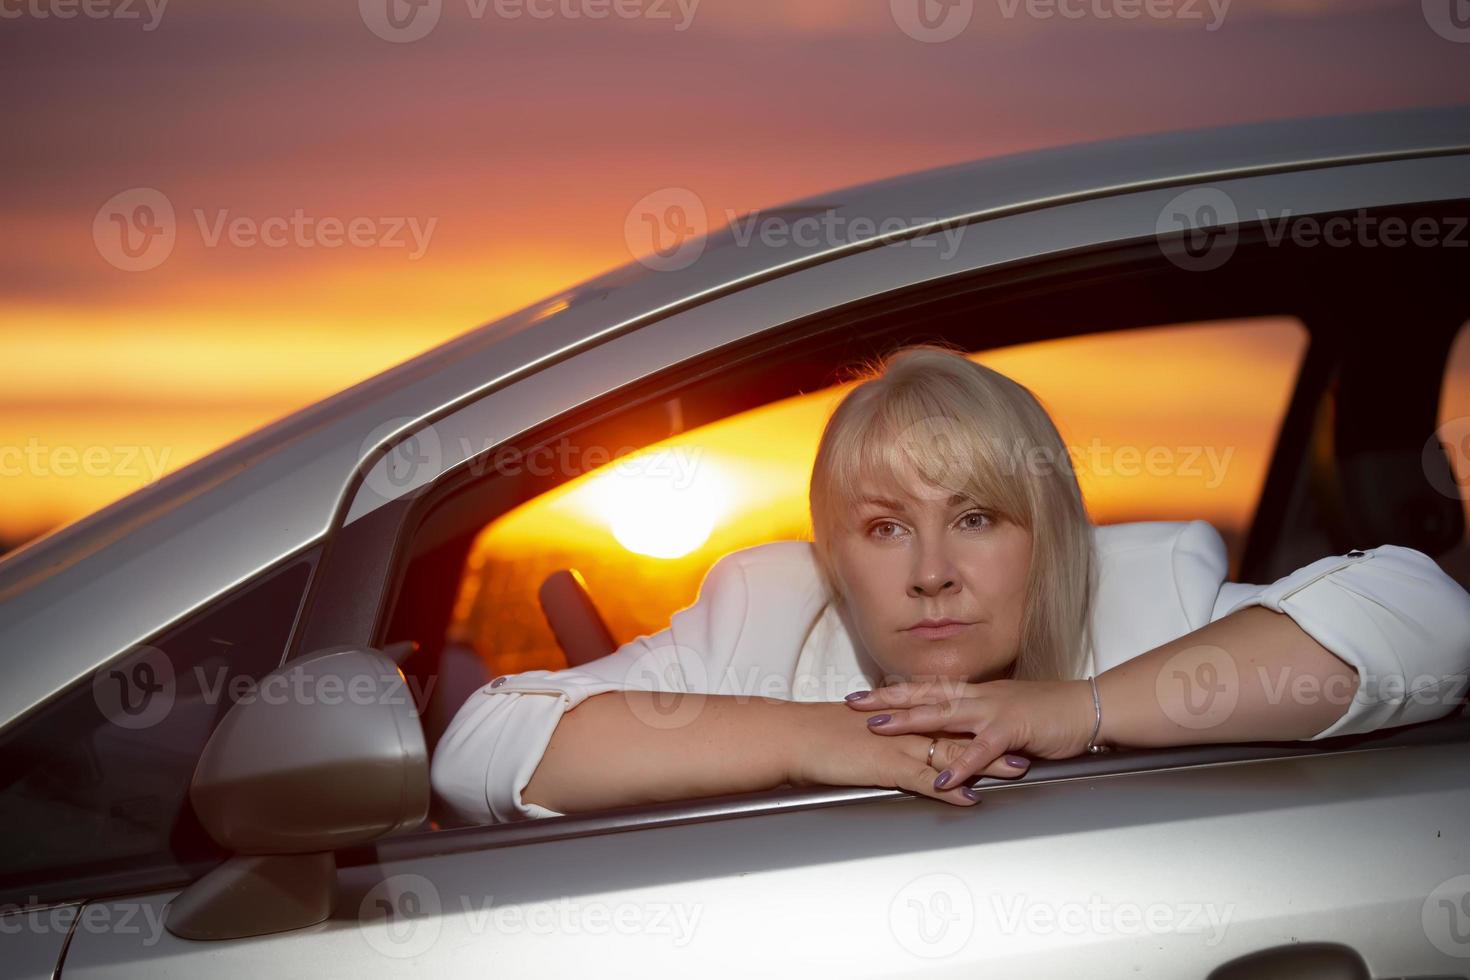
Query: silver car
xmin=2 ymin=105 xmax=1469 ymax=978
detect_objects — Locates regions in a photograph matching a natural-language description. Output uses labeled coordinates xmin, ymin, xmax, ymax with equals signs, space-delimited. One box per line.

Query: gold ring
xmin=927 ymin=737 xmax=938 ymax=767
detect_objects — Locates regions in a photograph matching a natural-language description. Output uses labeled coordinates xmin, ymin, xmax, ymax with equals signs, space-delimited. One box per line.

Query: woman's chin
xmin=879 ymin=646 xmax=996 ymax=688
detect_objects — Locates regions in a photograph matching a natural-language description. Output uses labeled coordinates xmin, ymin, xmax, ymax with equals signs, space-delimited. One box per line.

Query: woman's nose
xmin=908 ymin=551 xmax=960 ymax=596
xmin=908 ymin=576 xmax=957 ymax=597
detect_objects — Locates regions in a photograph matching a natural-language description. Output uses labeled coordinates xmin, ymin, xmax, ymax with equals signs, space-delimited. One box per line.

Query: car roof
xmin=2 ymin=104 xmax=1468 ymax=730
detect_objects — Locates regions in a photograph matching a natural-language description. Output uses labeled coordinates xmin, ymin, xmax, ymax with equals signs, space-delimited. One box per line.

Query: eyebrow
xmin=856 ymin=493 xmax=973 ymax=510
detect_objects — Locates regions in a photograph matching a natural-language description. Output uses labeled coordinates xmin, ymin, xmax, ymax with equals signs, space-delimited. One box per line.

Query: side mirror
xmin=166 ymin=646 xmax=429 ymax=941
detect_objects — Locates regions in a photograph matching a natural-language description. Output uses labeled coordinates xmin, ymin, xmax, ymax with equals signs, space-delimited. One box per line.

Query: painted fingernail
xmin=933 ymin=769 xmax=953 ymax=790
xmin=962 ymin=788 xmax=980 ymax=802
xmin=1005 ymin=755 xmax=1030 ymax=769
xmin=867 ymin=714 xmax=892 ymax=727
xmin=844 ymin=690 xmax=871 ymax=702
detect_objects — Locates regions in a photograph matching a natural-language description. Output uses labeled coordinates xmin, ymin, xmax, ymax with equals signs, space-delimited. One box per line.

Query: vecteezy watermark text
xmin=357 ymin=875 xmax=704 ymax=959
xmin=0 ymin=438 xmax=172 ymax=481
xmin=0 ymin=900 xmax=168 ymax=948
xmin=94 ymin=188 xmax=436 ymax=272
xmin=359 ymin=0 xmax=700 ymax=43
xmin=1156 ymin=188 xmax=1470 ymax=272
xmin=624 ymin=187 xmax=968 ymax=272
xmin=889 ymin=0 xmax=1229 ymax=43
xmin=93 ymin=646 xmax=436 ymax=731
xmin=0 ymin=0 xmax=167 ymax=29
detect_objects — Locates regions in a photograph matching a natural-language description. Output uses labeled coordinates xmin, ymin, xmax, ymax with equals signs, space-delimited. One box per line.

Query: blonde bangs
xmin=818 ymin=383 xmax=1031 ymax=532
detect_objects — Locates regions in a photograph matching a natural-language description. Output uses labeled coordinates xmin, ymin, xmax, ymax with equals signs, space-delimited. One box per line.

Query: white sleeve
xmin=1212 ymin=545 xmax=1470 ymax=740
xmin=429 ymin=550 xmax=756 ymax=825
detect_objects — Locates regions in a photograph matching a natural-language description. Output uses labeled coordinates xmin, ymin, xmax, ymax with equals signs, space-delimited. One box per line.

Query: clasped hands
xmin=789 ymin=678 xmax=1098 ymax=806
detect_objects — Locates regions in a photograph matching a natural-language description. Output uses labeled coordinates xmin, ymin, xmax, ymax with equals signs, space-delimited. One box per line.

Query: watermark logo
xmin=893 ymin=416 xmax=976 ymax=502
xmin=890 ymin=0 xmax=974 ymax=42
xmin=1423 ymin=874 xmax=1470 ymax=957
xmin=625 ymin=187 xmax=708 ymax=272
xmin=1156 ymin=644 xmax=1238 ymax=730
xmin=890 ymin=873 xmax=975 ymax=958
xmin=1425 ymin=416 xmax=1470 ymax=501
xmin=1155 ymin=187 xmax=1238 ymax=272
xmin=360 ymin=418 xmax=445 ymax=503
xmin=619 ymin=644 xmax=712 ymax=730
xmin=94 ymin=188 xmax=176 ymax=272
xmin=359 ymin=0 xmax=442 ymax=41
xmin=359 ymin=874 xmax=444 ymax=959
xmin=1423 ymin=0 xmax=1470 ymax=42
xmin=92 ymin=644 xmax=176 ymax=731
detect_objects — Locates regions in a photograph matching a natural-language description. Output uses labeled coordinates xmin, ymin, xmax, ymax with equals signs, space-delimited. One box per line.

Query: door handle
xmin=1207 ymin=942 xmax=1369 ymax=980
xmin=1207 ymin=942 xmax=1464 ymax=980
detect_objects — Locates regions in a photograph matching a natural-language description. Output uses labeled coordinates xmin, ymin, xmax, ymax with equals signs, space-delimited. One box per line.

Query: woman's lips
xmin=903 ymin=621 xmax=975 ymax=640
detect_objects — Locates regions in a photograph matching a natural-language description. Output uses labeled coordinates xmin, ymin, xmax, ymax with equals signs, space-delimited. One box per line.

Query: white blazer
xmin=431 ymin=521 xmax=1470 ymax=825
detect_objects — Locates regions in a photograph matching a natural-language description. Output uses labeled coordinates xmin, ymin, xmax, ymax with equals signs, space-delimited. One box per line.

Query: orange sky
xmin=3 ymin=0 xmax=1468 ymax=550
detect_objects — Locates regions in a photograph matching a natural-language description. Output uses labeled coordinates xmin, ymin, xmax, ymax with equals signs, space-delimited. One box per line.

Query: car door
xmin=54 ymin=154 xmax=1470 ymax=978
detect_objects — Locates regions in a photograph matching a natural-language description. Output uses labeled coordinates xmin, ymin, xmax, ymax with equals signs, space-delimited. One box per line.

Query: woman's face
xmin=828 ymin=473 xmax=1032 ymax=685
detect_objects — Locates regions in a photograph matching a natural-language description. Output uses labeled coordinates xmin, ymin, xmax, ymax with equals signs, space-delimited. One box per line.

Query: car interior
xmin=335 ymin=200 xmax=1470 ymax=833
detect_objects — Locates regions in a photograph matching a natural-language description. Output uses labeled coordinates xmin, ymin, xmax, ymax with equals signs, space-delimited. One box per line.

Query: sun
xmin=584 ymin=448 xmax=731 ymax=559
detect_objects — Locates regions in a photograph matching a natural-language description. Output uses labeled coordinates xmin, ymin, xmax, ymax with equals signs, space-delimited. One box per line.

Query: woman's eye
xmin=868 ymin=520 xmax=905 ymax=540
xmin=958 ymin=511 xmax=992 ymax=531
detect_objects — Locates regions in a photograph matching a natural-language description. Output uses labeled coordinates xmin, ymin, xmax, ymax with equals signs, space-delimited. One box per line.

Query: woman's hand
xmin=781 ymin=700 xmax=1035 ymax=807
xmin=844 ymin=679 xmax=1096 ymax=790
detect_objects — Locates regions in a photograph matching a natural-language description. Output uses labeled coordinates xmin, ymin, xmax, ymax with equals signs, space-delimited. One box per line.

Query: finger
xmin=931 ymin=739 xmax=1031 ymax=787
xmin=844 ymin=679 xmax=970 ymax=709
xmin=893 ymin=740 xmax=987 ymax=811
xmin=890 ymin=757 xmax=982 ymax=807
xmin=935 ymin=730 xmax=1029 ymax=787
xmin=891 ymin=737 xmax=981 ymax=806
xmin=864 ymin=701 xmax=976 ymax=735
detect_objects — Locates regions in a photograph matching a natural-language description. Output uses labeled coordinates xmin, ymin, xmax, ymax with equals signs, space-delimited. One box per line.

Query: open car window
xmin=350 ymin=210 xmax=1470 ymax=835
xmin=448 ymin=318 xmax=1306 ymax=681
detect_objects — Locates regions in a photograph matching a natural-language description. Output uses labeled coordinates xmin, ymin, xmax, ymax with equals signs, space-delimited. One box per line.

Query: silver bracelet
xmin=1087 ymin=674 xmax=1111 ymax=754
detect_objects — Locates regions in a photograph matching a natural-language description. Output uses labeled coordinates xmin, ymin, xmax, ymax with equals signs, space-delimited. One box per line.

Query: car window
xmin=447 ymin=317 xmax=1305 ymax=679
xmin=1437 ymin=322 xmax=1470 ymax=586
xmin=0 ymin=554 xmax=314 ymax=908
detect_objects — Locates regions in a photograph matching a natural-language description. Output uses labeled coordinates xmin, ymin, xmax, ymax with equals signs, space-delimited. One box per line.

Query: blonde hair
xmin=808 ymin=343 xmax=1093 ymax=682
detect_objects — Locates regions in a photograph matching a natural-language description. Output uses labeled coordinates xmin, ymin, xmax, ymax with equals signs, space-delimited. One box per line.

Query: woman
xmin=431 ymin=345 xmax=1470 ymax=823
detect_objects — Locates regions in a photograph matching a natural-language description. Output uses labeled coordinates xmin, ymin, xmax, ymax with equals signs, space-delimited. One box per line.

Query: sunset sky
xmin=3 ymin=0 xmax=1469 ymax=551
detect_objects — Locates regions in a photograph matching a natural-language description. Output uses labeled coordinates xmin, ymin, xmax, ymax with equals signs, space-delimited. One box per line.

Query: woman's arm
xmin=520 ymin=692 xmax=793 ymax=811
xmin=848 ymin=545 xmax=1470 ymax=787
xmin=1093 ymin=604 xmax=1361 ymax=747
xmin=521 ymin=691 xmax=1005 ymax=813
